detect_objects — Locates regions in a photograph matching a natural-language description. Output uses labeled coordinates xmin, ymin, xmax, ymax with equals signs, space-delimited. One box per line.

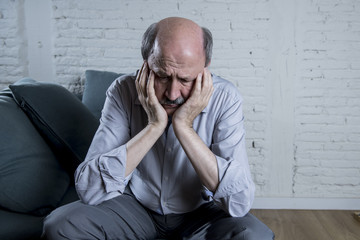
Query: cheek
xmin=154 ymin=80 xmax=166 ymax=100
xmin=181 ymin=83 xmax=194 ymax=99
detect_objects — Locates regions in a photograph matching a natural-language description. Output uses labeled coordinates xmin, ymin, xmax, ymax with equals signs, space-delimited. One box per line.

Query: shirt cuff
xmin=213 ymin=166 xmax=248 ymax=199
xmin=98 ymin=144 xmax=130 ymax=193
xmin=201 ymin=186 xmax=214 ymax=201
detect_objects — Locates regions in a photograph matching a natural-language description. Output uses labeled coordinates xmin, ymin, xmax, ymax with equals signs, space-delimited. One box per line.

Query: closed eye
xmin=154 ymin=73 xmax=169 ymax=82
xmin=159 ymin=77 xmax=169 ymax=83
xmin=179 ymin=78 xmax=194 ymax=85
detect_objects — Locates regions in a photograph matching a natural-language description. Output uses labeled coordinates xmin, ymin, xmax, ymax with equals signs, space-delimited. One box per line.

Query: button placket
xmin=160 ymin=140 xmax=172 ymax=213
xmin=160 ymin=125 xmax=179 ymax=213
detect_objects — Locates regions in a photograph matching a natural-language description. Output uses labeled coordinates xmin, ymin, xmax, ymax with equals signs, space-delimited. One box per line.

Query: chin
xmin=165 ymin=108 xmax=177 ymax=116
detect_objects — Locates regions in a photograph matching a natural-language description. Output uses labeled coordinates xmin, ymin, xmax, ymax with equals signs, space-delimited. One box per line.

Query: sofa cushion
xmin=83 ymin=70 xmax=123 ymax=120
xmin=0 ymin=208 xmax=44 ymax=240
xmin=9 ymin=79 xmax=99 ymax=176
xmin=0 ymin=94 xmax=70 ymax=216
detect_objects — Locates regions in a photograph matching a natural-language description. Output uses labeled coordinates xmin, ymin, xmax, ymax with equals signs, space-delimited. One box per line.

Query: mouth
xmin=160 ymin=97 xmax=185 ymax=109
xmin=163 ymin=104 xmax=180 ymax=109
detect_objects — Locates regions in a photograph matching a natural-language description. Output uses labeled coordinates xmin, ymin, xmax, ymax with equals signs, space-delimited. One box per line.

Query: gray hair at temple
xmin=141 ymin=22 xmax=213 ymax=67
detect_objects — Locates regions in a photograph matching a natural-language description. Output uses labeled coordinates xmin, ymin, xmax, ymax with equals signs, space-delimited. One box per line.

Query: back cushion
xmin=10 ymin=80 xmax=99 ymax=176
xmin=0 ymin=94 xmax=70 ymax=216
xmin=82 ymin=70 xmax=123 ymax=120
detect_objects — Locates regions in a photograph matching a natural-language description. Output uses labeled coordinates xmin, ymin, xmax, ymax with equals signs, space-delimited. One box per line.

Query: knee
xmin=207 ymin=216 xmax=274 ymax=240
xmin=239 ymin=216 xmax=274 ymax=240
xmin=241 ymin=226 xmax=274 ymax=240
xmin=42 ymin=203 xmax=85 ymax=239
xmin=218 ymin=213 xmax=274 ymax=240
xmin=42 ymin=208 xmax=68 ymax=239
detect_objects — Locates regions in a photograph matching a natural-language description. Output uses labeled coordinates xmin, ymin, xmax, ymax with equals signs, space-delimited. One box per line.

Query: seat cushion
xmin=82 ymin=70 xmax=123 ymax=120
xmin=0 ymin=93 xmax=70 ymax=216
xmin=0 ymin=208 xmax=44 ymax=240
xmin=9 ymin=79 xmax=99 ymax=176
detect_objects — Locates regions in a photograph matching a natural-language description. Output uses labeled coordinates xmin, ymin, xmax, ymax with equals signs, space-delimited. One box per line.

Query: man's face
xmin=147 ymin=45 xmax=205 ymax=116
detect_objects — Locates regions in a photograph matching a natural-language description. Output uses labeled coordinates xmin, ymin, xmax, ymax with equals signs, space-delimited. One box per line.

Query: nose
xmin=165 ymin=79 xmax=181 ymax=101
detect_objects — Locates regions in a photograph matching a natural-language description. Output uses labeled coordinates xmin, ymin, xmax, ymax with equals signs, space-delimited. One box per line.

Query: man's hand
xmin=172 ymin=68 xmax=214 ymax=129
xmin=172 ymin=68 xmax=218 ymax=191
xmin=125 ymin=62 xmax=168 ymax=176
xmin=135 ymin=61 xmax=168 ymax=131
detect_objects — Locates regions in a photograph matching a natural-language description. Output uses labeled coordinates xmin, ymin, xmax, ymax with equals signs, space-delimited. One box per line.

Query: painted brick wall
xmin=294 ymin=0 xmax=360 ymax=198
xmin=0 ymin=0 xmax=359 ymax=201
xmin=0 ymin=0 xmax=27 ymax=88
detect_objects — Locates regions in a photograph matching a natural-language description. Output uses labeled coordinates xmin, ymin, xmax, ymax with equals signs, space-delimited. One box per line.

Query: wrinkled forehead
xmin=149 ymin=40 xmax=205 ymax=76
xmin=150 ymin=35 xmax=205 ymax=70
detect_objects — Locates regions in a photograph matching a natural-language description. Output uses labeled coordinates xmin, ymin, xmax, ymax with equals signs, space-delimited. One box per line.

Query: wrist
xmin=148 ymin=121 xmax=167 ymax=135
xmin=173 ymin=120 xmax=194 ymax=137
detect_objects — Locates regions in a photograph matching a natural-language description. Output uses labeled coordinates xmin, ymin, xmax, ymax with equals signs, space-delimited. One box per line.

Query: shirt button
xmin=164 ymin=176 xmax=168 ymax=181
xmin=167 ymin=147 xmax=172 ymax=152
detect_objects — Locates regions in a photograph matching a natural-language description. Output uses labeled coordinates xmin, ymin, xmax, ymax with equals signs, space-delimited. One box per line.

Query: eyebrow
xmin=155 ymin=70 xmax=168 ymax=77
xmin=178 ymin=76 xmax=193 ymax=81
xmin=155 ymin=71 xmax=189 ymax=79
xmin=153 ymin=67 xmax=194 ymax=81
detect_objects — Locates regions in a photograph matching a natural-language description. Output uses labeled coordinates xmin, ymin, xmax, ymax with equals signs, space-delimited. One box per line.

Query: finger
xmin=200 ymin=69 xmax=213 ymax=103
xmin=147 ymin=70 xmax=156 ymax=100
xmin=136 ymin=61 xmax=146 ymax=94
xmin=193 ymin=72 xmax=202 ymax=96
xmin=201 ymin=68 xmax=208 ymax=90
xmin=203 ymin=68 xmax=213 ymax=95
xmin=139 ymin=61 xmax=146 ymax=76
xmin=136 ymin=61 xmax=146 ymax=83
xmin=203 ymin=68 xmax=212 ymax=89
xmin=139 ymin=63 xmax=149 ymax=98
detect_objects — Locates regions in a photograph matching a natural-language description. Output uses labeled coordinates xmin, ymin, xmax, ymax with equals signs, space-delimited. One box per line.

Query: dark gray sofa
xmin=0 ymin=70 xmax=122 ymax=240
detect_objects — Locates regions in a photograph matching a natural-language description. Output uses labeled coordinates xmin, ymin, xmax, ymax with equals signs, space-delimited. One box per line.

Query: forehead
xmin=148 ymin=42 xmax=205 ymax=78
xmin=149 ymin=56 xmax=200 ymax=80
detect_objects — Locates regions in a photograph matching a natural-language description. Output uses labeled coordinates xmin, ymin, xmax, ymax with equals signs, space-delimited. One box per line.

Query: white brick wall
xmin=294 ymin=0 xmax=360 ymax=198
xmin=0 ymin=0 xmax=28 ymax=87
xmin=0 ymin=0 xmax=359 ymax=206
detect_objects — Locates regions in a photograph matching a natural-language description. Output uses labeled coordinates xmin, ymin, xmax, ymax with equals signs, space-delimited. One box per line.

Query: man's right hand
xmin=124 ymin=62 xmax=168 ymax=176
xmin=135 ymin=61 xmax=168 ymax=131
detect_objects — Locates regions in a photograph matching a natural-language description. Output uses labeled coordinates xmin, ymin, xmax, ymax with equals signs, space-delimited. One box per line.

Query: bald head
xmin=155 ymin=17 xmax=205 ymax=66
xmin=157 ymin=17 xmax=202 ymax=40
xmin=141 ymin=17 xmax=213 ymax=67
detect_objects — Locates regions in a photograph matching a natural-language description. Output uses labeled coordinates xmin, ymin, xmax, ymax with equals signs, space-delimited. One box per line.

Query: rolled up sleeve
xmin=75 ymin=79 xmax=133 ymax=205
xmin=211 ymin=95 xmax=255 ymax=217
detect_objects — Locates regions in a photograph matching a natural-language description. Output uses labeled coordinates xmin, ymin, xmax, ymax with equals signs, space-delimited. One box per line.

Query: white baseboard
xmin=252 ymin=197 xmax=360 ymax=210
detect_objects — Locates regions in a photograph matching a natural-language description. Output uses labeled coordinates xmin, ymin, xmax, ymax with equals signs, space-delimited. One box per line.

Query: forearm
xmin=126 ymin=124 xmax=164 ymax=176
xmin=173 ymin=124 xmax=219 ymax=192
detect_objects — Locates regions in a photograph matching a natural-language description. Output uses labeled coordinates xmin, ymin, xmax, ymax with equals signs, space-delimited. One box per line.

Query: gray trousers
xmin=42 ymin=191 xmax=274 ymax=240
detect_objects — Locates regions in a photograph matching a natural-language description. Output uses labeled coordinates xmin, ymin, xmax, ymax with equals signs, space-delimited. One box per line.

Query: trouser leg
xmin=42 ymin=194 xmax=157 ymax=240
xmin=201 ymin=212 xmax=275 ymax=240
xmin=170 ymin=202 xmax=274 ymax=240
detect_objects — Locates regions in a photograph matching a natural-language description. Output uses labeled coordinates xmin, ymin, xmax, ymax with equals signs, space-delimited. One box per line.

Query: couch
xmin=0 ymin=70 xmax=123 ymax=240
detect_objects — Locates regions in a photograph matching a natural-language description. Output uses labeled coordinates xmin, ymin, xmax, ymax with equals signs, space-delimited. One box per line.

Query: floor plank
xmin=250 ymin=209 xmax=360 ymax=240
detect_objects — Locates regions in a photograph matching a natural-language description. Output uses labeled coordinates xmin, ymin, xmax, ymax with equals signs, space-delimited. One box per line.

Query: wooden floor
xmin=250 ymin=209 xmax=360 ymax=240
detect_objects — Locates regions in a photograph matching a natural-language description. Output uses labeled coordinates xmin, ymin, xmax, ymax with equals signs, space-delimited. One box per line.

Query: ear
xmin=205 ymin=60 xmax=211 ymax=68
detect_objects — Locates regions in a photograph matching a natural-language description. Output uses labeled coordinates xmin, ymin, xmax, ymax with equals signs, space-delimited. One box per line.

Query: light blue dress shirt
xmin=75 ymin=72 xmax=255 ymax=217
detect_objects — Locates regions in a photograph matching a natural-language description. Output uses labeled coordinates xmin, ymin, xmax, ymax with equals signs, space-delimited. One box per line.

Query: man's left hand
xmin=172 ymin=68 xmax=214 ymax=129
xmin=172 ymin=68 xmax=218 ymax=192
